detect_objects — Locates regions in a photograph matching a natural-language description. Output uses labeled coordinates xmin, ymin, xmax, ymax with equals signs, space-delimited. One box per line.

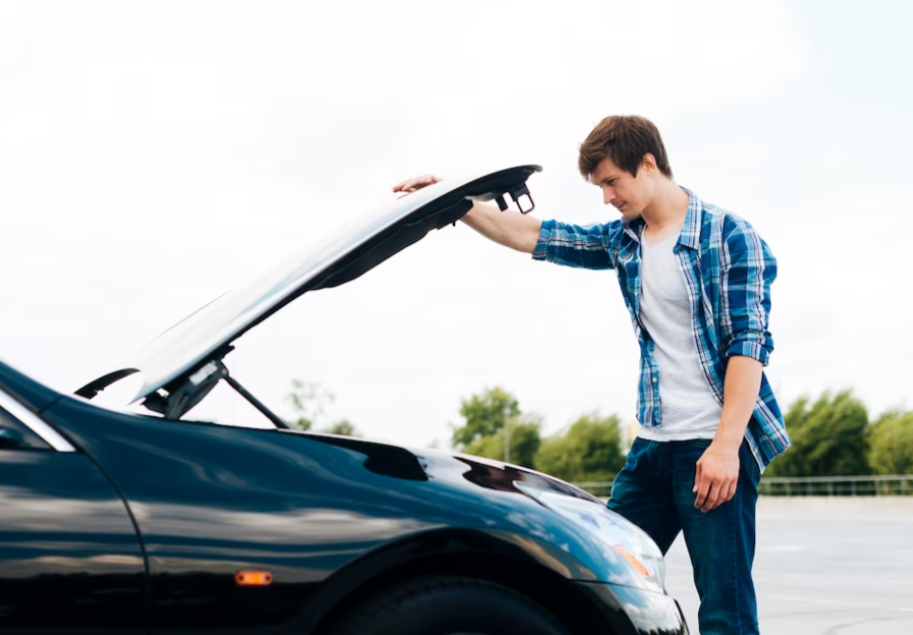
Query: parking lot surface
xmin=664 ymin=498 xmax=913 ymax=634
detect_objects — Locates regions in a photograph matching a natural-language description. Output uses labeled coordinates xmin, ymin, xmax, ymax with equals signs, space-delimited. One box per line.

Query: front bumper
xmin=573 ymin=581 xmax=688 ymax=635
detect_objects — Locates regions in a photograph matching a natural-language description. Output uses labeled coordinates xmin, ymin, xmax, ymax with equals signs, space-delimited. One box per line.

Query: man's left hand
xmin=693 ymin=442 xmax=740 ymax=513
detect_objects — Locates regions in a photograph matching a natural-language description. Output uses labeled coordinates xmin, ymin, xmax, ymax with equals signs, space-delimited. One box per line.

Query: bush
xmin=868 ymin=411 xmax=913 ymax=475
xmin=765 ymin=390 xmax=869 ymax=477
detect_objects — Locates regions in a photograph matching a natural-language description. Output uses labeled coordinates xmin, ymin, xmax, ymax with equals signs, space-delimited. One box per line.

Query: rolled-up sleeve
xmin=722 ymin=222 xmax=777 ymax=365
xmin=532 ymin=220 xmax=618 ymax=270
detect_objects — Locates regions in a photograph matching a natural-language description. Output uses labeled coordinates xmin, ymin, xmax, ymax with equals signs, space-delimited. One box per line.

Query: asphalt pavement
xmin=664 ymin=497 xmax=913 ymax=634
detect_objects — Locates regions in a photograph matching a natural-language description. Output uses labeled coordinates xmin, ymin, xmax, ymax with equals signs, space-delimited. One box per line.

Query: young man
xmin=393 ymin=115 xmax=790 ymax=635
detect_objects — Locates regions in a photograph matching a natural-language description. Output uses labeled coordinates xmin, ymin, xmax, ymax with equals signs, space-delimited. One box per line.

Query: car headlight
xmin=516 ymin=484 xmax=665 ymax=591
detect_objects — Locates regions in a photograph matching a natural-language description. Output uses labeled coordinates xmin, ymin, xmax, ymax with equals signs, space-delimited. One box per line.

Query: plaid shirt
xmin=532 ymin=188 xmax=790 ymax=471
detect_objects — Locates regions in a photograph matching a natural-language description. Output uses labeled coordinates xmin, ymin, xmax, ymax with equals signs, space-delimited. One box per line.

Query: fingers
xmin=693 ymin=463 xmax=710 ymax=510
xmin=701 ymin=482 xmax=723 ymax=513
xmin=391 ymin=174 xmax=441 ymax=193
xmin=696 ymin=477 xmax=738 ymax=513
xmin=693 ymin=445 xmax=741 ymax=512
xmin=391 ymin=178 xmax=417 ymax=192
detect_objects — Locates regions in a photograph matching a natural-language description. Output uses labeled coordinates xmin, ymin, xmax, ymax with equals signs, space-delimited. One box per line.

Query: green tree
xmin=535 ymin=412 xmax=625 ymax=483
xmin=285 ymin=379 xmax=334 ymax=431
xmin=765 ymin=390 xmax=869 ymax=477
xmin=868 ymin=411 xmax=913 ymax=475
xmin=463 ymin=418 xmax=542 ymax=469
xmin=324 ymin=419 xmax=359 ymax=437
xmin=450 ymin=387 xmax=540 ymax=468
xmin=451 ymin=387 xmax=520 ymax=448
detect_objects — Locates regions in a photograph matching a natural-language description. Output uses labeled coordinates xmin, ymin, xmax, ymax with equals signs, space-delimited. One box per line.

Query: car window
xmin=0 ymin=406 xmax=52 ymax=450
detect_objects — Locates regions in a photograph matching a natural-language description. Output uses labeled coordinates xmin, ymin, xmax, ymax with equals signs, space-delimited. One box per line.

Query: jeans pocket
xmin=616 ymin=438 xmax=650 ymax=479
xmin=682 ymin=439 xmax=713 ymax=449
xmin=628 ymin=437 xmax=650 ymax=460
xmin=741 ymin=441 xmax=762 ymax=487
xmin=678 ymin=438 xmax=713 ymax=458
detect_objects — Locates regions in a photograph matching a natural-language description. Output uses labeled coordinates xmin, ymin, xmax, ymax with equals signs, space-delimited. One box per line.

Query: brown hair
xmin=578 ymin=115 xmax=673 ymax=180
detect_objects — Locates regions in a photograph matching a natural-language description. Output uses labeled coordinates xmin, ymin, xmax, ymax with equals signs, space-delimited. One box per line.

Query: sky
xmin=1 ymin=0 xmax=911 ymax=449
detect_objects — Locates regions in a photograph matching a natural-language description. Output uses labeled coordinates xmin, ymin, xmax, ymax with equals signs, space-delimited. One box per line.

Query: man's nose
xmin=603 ymin=188 xmax=616 ymax=205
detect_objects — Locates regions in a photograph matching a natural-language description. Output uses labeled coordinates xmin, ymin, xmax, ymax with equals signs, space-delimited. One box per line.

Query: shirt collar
xmin=622 ymin=186 xmax=702 ymax=249
xmin=677 ymin=187 xmax=702 ymax=251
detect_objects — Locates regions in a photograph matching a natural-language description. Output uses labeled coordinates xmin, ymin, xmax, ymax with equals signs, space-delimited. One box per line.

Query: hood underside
xmin=78 ymin=165 xmax=542 ymax=408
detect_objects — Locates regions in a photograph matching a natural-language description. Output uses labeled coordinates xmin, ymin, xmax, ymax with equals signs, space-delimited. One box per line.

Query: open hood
xmin=77 ymin=165 xmax=541 ymax=417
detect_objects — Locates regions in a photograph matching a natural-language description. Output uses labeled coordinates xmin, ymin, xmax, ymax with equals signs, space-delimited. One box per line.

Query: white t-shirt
xmin=636 ymin=233 xmax=722 ymax=441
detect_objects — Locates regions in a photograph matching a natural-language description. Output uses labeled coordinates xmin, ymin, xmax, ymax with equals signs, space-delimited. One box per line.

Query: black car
xmin=0 ymin=166 xmax=688 ymax=635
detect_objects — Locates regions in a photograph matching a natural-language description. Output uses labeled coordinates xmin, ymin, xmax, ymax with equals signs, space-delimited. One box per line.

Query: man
xmin=393 ymin=115 xmax=789 ymax=634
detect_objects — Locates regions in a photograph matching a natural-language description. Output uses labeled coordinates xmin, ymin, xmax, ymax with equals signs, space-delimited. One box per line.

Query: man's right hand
xmin=390 ymin=173 xmax=542 ymax=254
xmin=392 ymin=174 xmax=442 ymax=196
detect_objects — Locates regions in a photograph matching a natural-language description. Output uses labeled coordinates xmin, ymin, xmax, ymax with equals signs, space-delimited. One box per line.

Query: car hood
xmin=291 ymin=427 xmax=599 ymax=503
xmin=77 ymin=165 xmax=541 ymax=406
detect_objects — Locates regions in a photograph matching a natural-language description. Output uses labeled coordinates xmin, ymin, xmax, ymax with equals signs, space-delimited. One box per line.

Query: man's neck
xmin=640 ymin=179 xmax=690 ymax=241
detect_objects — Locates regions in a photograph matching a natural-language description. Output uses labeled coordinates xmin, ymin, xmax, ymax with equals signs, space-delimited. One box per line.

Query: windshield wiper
xmin=75 ymin=369 xmax=140 ymax=400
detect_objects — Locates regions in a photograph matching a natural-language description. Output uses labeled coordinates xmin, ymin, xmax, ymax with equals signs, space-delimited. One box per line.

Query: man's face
xmin=590 ymin=156 xmax=655 ymax=221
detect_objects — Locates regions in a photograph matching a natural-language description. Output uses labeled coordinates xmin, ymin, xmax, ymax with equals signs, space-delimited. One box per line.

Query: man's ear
xmin=641 ymin=153 xmax=657 ymax=176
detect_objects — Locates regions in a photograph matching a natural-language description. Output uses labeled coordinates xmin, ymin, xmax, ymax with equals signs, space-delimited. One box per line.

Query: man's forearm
xmin=714 ymin=356 xmax=763 ymax=451
xmin=461 ymin=201 xmax=542 ymax=254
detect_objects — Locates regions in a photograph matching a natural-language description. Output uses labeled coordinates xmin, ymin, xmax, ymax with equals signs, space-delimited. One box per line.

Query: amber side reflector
xmin=235 ymin=570 xmax=273 ymax=586
xmin=613 ymin=546 xmax=650 ymax=577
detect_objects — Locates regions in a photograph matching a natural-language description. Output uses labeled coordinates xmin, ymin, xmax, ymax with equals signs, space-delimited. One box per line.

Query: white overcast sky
xmin=1 ymin=0 xmax=910 ymax=448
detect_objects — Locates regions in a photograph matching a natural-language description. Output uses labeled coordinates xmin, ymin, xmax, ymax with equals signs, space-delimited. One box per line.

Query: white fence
xmin=573 ymin=475 xmax=913 ymax=498
xmin=756 ymin=474 xmax=913 ymax=497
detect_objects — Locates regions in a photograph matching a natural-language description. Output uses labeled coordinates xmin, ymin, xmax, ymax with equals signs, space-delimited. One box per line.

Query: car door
xmin=0 ymin=389 xmax=147 ymax=634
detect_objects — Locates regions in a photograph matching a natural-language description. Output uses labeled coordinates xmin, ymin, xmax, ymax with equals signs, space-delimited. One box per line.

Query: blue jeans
xmin=608 ymin=438 xmax=761 ymax=635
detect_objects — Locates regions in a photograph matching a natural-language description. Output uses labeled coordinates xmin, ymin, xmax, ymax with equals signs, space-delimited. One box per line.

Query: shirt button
xmin=634 ymin=290 xmax=639 ymax=296
xmin=652 ymin=377 xmax=657 ymax=383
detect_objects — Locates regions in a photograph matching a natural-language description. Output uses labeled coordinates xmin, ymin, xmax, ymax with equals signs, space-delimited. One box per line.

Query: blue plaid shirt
xmin=533 ymin=188 xmax=790 ymax=471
